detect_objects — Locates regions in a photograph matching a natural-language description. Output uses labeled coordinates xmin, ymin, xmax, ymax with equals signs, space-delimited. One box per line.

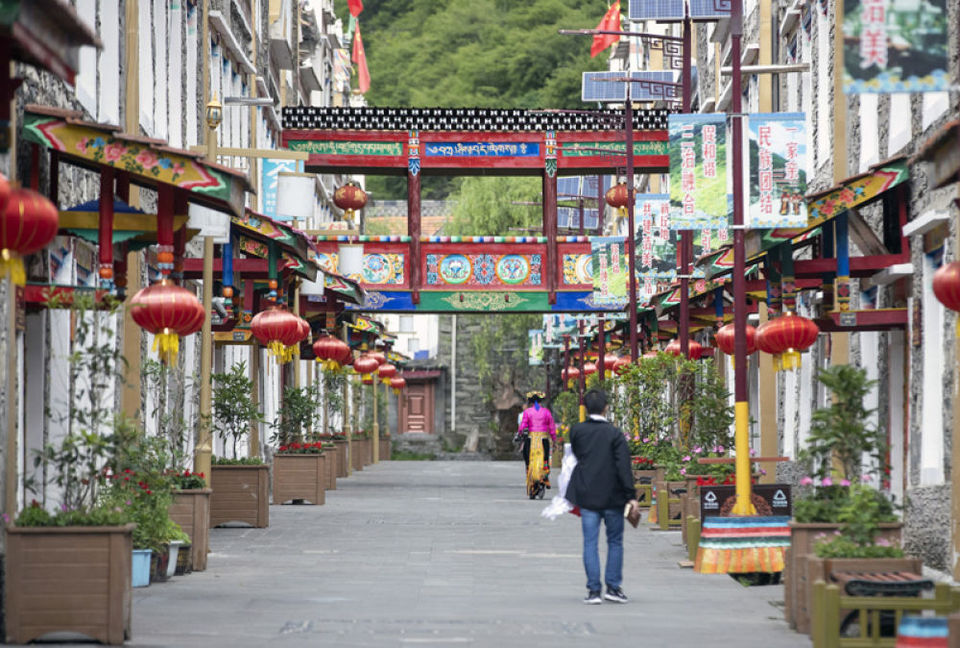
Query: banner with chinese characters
xmin=543 ymin=313 xmax=578 ymax=347
xmin=668 ymin=113 xmax=729 ymax=230
xmin=528 ymin=329 xmax=544 ymax=366
xmin=591 ymin=237 xmax=628 ymax=306
xmin=842 ymin=0 xmax=949 ymax=93
xmin=748 ymin=113 xmax=808 ymax=228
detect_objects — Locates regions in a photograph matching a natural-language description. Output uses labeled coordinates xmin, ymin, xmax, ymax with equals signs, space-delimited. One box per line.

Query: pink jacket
xmin=518 ymin=406 xmax=557 ymax=442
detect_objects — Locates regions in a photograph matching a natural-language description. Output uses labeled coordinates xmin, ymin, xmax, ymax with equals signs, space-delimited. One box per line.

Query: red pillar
xmin=543 ymin=172 xmax=558 ymax=304
xmin=98 ymin=167 xmax=115 ymax=288
xmin=598 ymin=315 xmax=606 ymax=387
xmin=408 ymin=171 xmax=421 ymax=304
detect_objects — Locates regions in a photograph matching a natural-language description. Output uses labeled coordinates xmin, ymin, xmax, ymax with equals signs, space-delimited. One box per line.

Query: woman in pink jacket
xmin=517 ymin=391 xmax=557 ymax=497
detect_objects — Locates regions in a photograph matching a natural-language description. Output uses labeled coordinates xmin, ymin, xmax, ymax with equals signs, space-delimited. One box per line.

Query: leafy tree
xmin=212 ymin=361 xmax=265 ymax=457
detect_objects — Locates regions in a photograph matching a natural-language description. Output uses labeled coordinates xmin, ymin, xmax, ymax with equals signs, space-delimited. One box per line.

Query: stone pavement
xmin=128 ymin=461 xmax=810 ymax=648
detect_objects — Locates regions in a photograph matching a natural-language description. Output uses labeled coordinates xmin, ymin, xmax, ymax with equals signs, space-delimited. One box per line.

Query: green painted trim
xmin=287 ymin=140 xmax=404 ymax=157
xmin=561 ymin=141 xmax=668 ymax=157
xmin=419 ymin=291 xmax=551 ymax=312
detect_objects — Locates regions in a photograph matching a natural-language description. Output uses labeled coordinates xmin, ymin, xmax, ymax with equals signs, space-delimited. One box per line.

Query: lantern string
xmin=0 ymin=251 xmax=26 ymax=285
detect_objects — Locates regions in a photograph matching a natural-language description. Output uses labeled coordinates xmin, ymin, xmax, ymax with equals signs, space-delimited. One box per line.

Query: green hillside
xmin=336 ymin=0 xmax=610 ymax=109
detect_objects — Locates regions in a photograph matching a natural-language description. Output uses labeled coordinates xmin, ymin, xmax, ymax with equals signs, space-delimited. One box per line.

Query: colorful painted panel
xmin=21 ymin=112 xmax=246 ymax=215
xmin=425 ymin=253 xmax=543 ymax=288
xmin=419 ymin=291 xmax=551 ymax=312
xmin=807 ymin=160 xmax=908 ymax=223
xmin=562 ymin=253 xmax=593 ymax=285
xmin=561 ymin=140 xmax=668 ymax=157
xmin=287 ymin=140 xmax=404 ymax=156
xmin=360 ymin=253 xmax=405 ymax=285
xmin=423 ymin=142 xmax=540 ymax=157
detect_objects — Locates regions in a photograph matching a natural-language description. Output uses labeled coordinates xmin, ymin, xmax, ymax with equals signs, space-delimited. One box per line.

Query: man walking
xmin=565 ymin=388 xmax=637 ymax=604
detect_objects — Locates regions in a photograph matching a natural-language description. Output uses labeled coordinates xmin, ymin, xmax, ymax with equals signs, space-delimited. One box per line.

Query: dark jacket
xmin=566 ymin=416 xmax=635 ymax=511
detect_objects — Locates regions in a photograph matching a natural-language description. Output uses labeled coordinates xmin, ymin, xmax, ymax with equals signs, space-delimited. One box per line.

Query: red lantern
xmin=361 ymin=373 xmax=374 ymax=385
xmin=604 ymin=182 xmax=629 ymax=209
xmin=583 ymin=361 xmax=598 ymax=375
xmin=664 ymin=339 xmax=703 ymax=360
xmin=603 ymin=355 xmax=618 ymax=373
xmin=1 ymin=186 xmax=59 ymax=284
xmin=353 ymin=354 xmax=379 ymax=376
xmin=129 ymin=279 xmax=205 ymax=364
xmin=390 ymin=376 xmax=406 ymax=395
xmin=758 ymin=313 xmax=820 ymax=370
xmin=613 ymin=356 xmax=633 ymax=375
xmin=933 ymin=262 xmax=960 ymax=313
xmin=367 ymin=350 xmax=387 ymax=367
xmin=714 ymin=323 xmax=757 ymax=368
xmin=378 ymin=363 xmax=397 ymax=382
xmin=298 ymin=318 xmax=311 ymax=343
xmin=561 ymin=366 xmax=580 ymax=387
xmin=251 ymin=307 xmax=302 ymax=362
xmin=642 ymin=350 xmax=659 ymax=360
xmin=333 ymin=182 xmax=368 ymax=222
xmin=313 ymin=335 xmax=352 ymax=370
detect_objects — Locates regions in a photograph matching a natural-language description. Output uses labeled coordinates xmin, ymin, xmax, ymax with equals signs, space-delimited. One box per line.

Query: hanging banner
xmin=528 ymin=329 xmax=545 ymax=366
xmin=669 ymin=113 xmax=729 ymax=230
xmin=543 ymin=313 xmax=578 ymax=347
xmin=748 ymin=113 xmax=808 ymax=228
xmin=842 ymin=0 xmax=949 ymax=93
xmin=261 ymin=158 xmax=304 ymax=219
xmin=591 ymin=236 xmax=628 ymax=306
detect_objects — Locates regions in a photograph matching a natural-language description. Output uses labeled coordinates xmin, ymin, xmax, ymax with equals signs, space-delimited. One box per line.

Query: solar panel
xmin=558 ymin=207 xmax=575 ymax=229
xmin=689 ymin=0 xmax=731 ymax=19
xmin=557 ymin=177 xmax=581 ymax=198
xmin=628 ymin=0 xmax=685 ymax=22
xmin=584 ymin=208 xmax=600 ymax=229
xmin=581 ymin=176 xmax=609 ymax=200
xmin=582 ymin=71 xmax=679 ymax=103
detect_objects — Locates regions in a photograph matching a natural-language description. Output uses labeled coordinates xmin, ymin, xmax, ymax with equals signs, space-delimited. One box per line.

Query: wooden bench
xmin=812 ymin=580 xmax=960 ymax=648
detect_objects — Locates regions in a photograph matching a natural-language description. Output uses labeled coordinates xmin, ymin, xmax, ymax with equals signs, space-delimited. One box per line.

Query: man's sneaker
xmin=584 ymin=590 xmax=602 ymax=605
xmin=604 ymin=587 xmax=628 ymax=603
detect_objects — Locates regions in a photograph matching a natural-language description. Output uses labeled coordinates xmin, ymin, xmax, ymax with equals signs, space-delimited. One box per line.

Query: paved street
xmin=128 ymin=461 xmax=809 ymax=647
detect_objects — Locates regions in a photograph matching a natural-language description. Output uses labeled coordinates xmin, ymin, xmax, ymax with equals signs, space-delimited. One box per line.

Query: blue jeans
xmin=580 ymin=507 xmax=624 ymax=592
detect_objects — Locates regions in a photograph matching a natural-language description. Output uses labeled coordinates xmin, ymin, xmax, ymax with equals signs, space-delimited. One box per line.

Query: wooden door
xmin=400 ymin=382 xmax=434 ymax=433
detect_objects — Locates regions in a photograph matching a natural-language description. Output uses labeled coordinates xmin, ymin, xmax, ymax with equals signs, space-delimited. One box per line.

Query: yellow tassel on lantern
xmin=773 ymin=354 xmax=783 ymax=372
xmin=267 ymin=340 xmax=286 ymax=359
xmin=0 ymin=250 xmax=26 ymax=285
xmin=152 ymin=328 xmax=180 ymax=365
xmin=780 ymin=350 xmax=801 ymax=371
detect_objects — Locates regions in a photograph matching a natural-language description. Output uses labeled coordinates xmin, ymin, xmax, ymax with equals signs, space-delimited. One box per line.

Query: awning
xmin=232 ymin=209 xmax=317 ymax=282
xmin=805 ymin=156 xmax=909 ymax=222
xmin=22 ymin=105 xmax=251 ymax=216
xmin=0 ymin=0 xmax=100 ymax=86
xmin=59 ymin=199 xmax=192 ymax=251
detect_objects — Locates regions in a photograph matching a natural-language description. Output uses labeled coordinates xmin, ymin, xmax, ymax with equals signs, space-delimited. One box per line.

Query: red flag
xmin=352 ymin=22 xmax=371 ymax=94
xmin=348 ymin=0 xmax=363 ymax=17
xmin=590 ymin=1 xmax=621 ymax=58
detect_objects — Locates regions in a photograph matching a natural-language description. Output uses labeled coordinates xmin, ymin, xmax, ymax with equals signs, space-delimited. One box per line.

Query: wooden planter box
xmin=803 ymin=555 xmax=921 ymax=637
xmin=168 ymin=488 xmax=212 ymax=571
xmin=653 ymin=479 xmax=686 ymax=529
xmin=787 ymin=521 xmax=903 ymax=634
xmin=210 ymin=464 xmax=269 ymax=528
xmin=273 ymin=453 xmax=327 ymax=505
xmin=632 ymin=468 xmax=659 ymax=509
xmin=351 ymin=438 xmax=366 ymax=471
xmin=324 ymin=448 xmax=338 ymax=490
xmin=361 ymin=438 xmax=373 ymax=465
xmin=334 ymin=440 xmax=348 ymax=478
xmin=5 ymin=524 xmax=134 ymax=645
xmin=379 ymin=435 xmax=391 ymax=461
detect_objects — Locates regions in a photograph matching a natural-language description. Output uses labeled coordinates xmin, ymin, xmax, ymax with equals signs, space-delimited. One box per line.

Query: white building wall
xmin=919 ymin=255 xmax=946 ymax=486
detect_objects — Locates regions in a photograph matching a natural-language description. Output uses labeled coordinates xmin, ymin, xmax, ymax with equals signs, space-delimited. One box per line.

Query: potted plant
xmin=209 ymin=362 xmax=268 ymax=528
xmin=167 ymin=469 xmax=211 ymax=571
xmin=786 ymin=364 xmax=899 ymax=633
xmin=271 ymin=383 xmax=329 ymax=505
xmin=6 ymin=296 xmax=134 ymax=645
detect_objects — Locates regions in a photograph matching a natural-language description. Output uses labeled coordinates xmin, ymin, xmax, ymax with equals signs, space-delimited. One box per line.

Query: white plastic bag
xmin=540 ymin=443 xmax=577 ymax=520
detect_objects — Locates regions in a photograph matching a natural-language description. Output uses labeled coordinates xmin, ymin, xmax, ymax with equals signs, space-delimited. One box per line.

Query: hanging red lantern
xmin=933 ymin=262 xmax=960 ymax=314
xmin=333 ymin=182 xmax=368 ymax=222
xmin=353 ymin=354 xmax=379 ymax=376
xmin=1 ymin=185 xmax=59 ymax=284
xmin=664 ymin=339 xmax=703 ymax=360
xmin=603 ymin=355 xmax=618 ymax=374
xmin=613 ymin=356 xmax=633 ymax=375
xmin=129 ymin=279 xmax=205 ymax=364
xmin=250 ymin=307 xmax=302 ymax=362
xmin=642 ymin=350 xmax=660 ymax=360
xmin=313 ymin=335 xmax=352 ymax=370
xmin=604 ymin=182 xmax=629 ymax=209
xmin=298 ymin=318 xmax=311 ymax=343
xmin=714 ymin=323 xmax=757 ymax=368
xmin=561 ymin=366 xmax=580 ymax=388
xmin=758 ymin=313 xmax=820 ymax=371
xmin=361 ymin=373 xmax=374 ymax=385
xmin=390 ymin=376 xmax=406 ymax=395
xmin=378 ymin=363 xmax=397 ymax=382
xmin=367 ymin=350 xmax=387 ymax=367
xmin=583 ymin=361 xmax=598 ymax=376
